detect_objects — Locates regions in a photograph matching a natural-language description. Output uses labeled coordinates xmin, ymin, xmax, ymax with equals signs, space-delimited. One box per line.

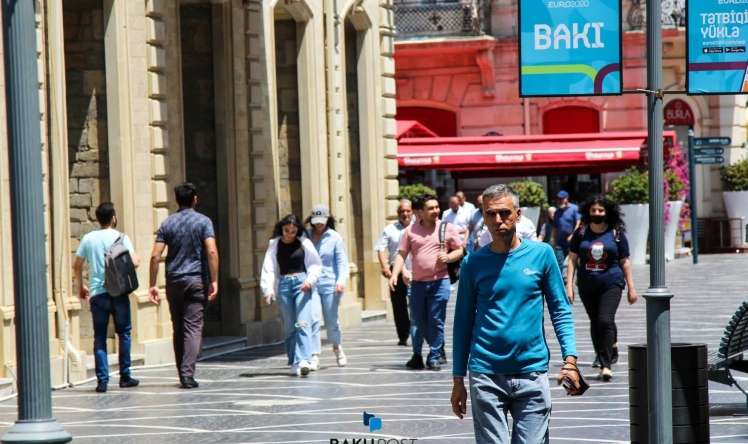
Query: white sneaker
xmin=289 ymin=365 xmax=301 ymax=376
xmin=299 ymin=360 xmax=312 ymax=376
xmin=310 ymin=354 xmax=320 ymax=371
xmin=334 ymin=347 xmax=347 ymax=367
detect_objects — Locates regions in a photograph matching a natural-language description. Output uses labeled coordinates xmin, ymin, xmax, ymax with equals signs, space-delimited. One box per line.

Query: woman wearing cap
xmin=260 ymin=214 xmax=322 ymax=377
xmin=565 ymin=195 xmax=638 ymax=381
xmin=306 ymin=204 xmax=350 ymax=368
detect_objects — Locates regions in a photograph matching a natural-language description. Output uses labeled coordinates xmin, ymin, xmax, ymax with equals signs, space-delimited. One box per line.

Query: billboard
xmin=519 ymin=0 xmax=622 ymax=97
xmin=687 ymin=0 xmax=748 ymax=95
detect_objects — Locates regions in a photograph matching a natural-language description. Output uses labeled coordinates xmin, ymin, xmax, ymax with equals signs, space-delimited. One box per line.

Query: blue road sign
xmin=693 ymin=137 xmax=731 ymax=147
xmin=693 ymin=147 xmax=724 ymax=156
xmin=694 ymin=155 xmax=725 ymax=164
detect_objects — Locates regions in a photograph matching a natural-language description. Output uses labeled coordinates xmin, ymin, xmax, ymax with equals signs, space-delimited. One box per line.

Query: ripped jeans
xmin=278 ymin=273 xmax=314 ymax=366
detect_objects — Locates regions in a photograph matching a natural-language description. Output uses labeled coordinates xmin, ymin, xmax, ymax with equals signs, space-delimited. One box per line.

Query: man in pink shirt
xmin=390 ymin=194 xmax=464 ymax=370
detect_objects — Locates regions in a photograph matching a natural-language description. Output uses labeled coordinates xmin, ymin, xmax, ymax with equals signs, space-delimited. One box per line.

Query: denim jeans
xmin=90 ymin=293 xmax=132 ymax=384
xmin=554 ymin=245 xmax=569 ymax=284
xmin=278 ymin=273 xmax=313 ymax=366
xmin=409 ymin=278 xmax=450 ymax=363
xmin=311 ymin=275 xmax=342 ymax=353
xmin=469 ymin=371 xmax=551 ymax=444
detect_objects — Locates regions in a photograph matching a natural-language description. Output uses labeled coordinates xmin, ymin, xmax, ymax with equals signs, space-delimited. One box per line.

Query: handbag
xmin=438 ymin=221 xmax=464 ymax=284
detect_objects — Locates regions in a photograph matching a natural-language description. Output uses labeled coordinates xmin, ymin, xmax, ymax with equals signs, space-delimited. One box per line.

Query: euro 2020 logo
xmin=363 ymin=411 xmax=382 ymax=432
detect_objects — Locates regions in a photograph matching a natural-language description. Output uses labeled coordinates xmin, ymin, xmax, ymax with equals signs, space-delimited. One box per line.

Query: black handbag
xmin=439 ymin=222 xmax=464 ymax=284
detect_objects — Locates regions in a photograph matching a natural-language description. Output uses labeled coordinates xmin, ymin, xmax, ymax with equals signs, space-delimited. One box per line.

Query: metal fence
xmin=627 ymin=0 xmax=686 ymax=30
xmin=393 ymin=0 xmax=488 ymax=39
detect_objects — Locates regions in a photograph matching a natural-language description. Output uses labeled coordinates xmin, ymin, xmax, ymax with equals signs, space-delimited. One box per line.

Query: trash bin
xmin=629 ymin=343 xmax=709 ymax=444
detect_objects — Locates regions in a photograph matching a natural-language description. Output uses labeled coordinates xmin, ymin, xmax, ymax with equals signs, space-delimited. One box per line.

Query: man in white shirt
xmin=456 ymin=191 xmax=476 ymax=214
xmin=442 ymin=196 xmax=471 ymax=230
xmin=375 ymin=199 xmax=414 ymax=346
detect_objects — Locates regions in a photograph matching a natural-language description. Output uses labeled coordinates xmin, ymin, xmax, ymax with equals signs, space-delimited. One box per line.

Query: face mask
xmin=590 ymin=215 xmax=606 ymax=224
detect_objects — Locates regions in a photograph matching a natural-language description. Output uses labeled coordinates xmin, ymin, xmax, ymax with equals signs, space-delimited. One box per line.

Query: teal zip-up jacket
xmin=452 ymin=240 xmax=577 ymax=377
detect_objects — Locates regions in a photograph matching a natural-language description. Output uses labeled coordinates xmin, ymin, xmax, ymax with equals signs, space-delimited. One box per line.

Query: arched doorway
xmin=397 ymin=106 xmax=457 ymax=137
xmin=543 ymin=106 xmax=600 ymax=135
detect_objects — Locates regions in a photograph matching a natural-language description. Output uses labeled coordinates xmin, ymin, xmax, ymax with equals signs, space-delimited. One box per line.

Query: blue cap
xmin=557 ymin=190 xmax=569 ymax=199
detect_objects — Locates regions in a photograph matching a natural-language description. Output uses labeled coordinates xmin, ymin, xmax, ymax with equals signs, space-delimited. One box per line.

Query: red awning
xmin=398 ymin=131 xmax=676 ymax=176
xmin=396 ymin=120 xmax=439 ymax=139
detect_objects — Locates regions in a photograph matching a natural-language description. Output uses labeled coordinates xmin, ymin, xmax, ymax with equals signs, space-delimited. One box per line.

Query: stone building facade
xmin=0 ymin=0 xmax=397 ymax=386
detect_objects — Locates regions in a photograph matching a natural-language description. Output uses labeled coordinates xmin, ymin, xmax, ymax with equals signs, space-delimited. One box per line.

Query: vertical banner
xmin=519 ymin=0 xmax=622 ymax=97
xmin=687 ymin=0 xmax=748 ymax=95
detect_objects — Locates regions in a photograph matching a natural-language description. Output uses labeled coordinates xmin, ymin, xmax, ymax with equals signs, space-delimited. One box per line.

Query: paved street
xmin=0 ymin=254 xmax=747 ymax=443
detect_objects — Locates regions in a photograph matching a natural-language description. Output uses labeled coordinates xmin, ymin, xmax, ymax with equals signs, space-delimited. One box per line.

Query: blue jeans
xmin=554 ymin=245 xmax=569 ymax=284
xmin=409 ymin=278 xmax=450 ymax=362
xmin=469 ymin=371 xmax=551 ymax=444
xmin=90 ymin=293 xmax=132 ymax=384
xmin=278 ymin=273 xmax=313 ymax=366
xmin=311 ymin=276 xmax=342 ymax=353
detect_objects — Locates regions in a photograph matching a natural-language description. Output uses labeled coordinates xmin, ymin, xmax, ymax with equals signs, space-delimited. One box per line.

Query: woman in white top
xmin=260 ymin=214 xmax=322 ymax=376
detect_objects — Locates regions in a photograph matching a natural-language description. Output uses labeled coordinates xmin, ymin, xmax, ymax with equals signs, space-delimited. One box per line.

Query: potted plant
xmin=720 ymin=157 xmax=748 ymax=248
xmin=509 ymin=180 xmax=547 ymax=225
xmin=609 ymin=168 xmax=649 ymax=265
xmin=663 ymin=144 xmax=689 ymax=260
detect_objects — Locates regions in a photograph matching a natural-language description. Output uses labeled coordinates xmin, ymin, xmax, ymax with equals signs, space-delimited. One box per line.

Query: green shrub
xmin=508 ymin=180 xmax=547 ymax=208
xmin=665 ymin=169 xmax=686 ymax=201
xmin=609 ymin=168 xmax=649 ymax=204
xmin=720 ymin=157 xmax=748 ymax=191
xmin=398 ymin=183 xmax=437 ymax=201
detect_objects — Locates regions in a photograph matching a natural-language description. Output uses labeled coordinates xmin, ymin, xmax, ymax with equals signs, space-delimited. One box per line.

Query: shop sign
xmin=664 ymin=99 xmax=695 ymax=126
xmin=519 ymin=0 xmax=622 ymax=97
xmin=687 ymin=0 xmax=748 ymax=94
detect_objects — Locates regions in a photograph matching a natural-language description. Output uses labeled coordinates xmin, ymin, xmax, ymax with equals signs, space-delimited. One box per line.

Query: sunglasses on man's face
xmin=485 ymin=209 xmax=515 ymax=219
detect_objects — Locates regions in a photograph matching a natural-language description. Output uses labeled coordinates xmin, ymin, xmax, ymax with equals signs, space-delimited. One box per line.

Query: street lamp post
xmin=1 ymin=1 xmax=71 ymax=442
xmin=644 ymin=0 xmax=674 ymax=442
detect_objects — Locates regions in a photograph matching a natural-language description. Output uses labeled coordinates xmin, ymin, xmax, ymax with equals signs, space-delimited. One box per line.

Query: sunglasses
xmin=485 ymin=209 xmax=515 ymax=218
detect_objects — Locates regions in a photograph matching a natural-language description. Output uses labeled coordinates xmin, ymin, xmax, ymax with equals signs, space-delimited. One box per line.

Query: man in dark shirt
xmin=148 ymin=182 xmax=219 ymax=389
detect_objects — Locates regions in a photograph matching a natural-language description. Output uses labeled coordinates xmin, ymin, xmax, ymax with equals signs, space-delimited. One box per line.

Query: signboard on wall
xmin=687 ymin=0 xmax=748 ymax=95
xmin=518 ymin=0 xmax=622 ymax=97
xmin=664 ymin=99 xmax=695 ymax=127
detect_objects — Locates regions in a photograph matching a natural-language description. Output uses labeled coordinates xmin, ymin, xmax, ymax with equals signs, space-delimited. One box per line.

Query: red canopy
xmin=398 ymin=131 xmax=676 ymax=176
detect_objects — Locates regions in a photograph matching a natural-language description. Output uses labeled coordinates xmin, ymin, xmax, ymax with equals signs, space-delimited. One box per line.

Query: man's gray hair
xmin=481 ymin=184 xmax=520 ymax=209
xmin=398 ymin=198 xmax=412 ymax=207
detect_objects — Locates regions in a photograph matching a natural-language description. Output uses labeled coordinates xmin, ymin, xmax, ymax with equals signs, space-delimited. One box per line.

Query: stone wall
xmin=63 ymin=0 xmax=109 ymax=353
xmin=64 ymin=0 xmax=109 ymax=252
xmin=274 ymin=20 xmax=302 ymax=218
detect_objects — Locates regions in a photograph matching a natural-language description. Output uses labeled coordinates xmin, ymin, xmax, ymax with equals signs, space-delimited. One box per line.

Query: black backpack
xmin=439 ymin=222 xmax=464 ymax=284
xmin=104 ymin=234 xmax=139 ymax=297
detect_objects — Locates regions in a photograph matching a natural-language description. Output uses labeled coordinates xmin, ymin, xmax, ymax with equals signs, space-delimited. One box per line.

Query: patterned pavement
xmin=0 ymin=254 xmax=747 ymax=443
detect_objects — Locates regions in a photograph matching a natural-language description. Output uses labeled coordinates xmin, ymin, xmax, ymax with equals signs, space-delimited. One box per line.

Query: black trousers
xmin=579 ymin=284 xmax=622 ymax=369
xmin=390 ymin=268 xmax=410 ymax=343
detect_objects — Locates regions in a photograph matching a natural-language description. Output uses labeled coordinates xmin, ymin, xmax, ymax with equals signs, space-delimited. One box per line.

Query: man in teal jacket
xmin=450 ymin=184 xmax=582 ymax=444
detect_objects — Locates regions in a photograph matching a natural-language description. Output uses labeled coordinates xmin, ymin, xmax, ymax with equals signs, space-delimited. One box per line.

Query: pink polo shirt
xmin=399 ymin=220 xmax=463 ymax=282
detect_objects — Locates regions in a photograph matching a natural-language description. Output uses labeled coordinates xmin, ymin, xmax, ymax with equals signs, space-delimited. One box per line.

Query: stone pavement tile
xmin=0 ymin=254 xmax=747 ymax=443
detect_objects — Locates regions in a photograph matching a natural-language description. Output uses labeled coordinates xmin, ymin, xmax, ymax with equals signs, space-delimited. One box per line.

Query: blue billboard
xmin=687 ymin=0 xmax=748 ymax=95
xmin=519 ymin=0 xmax=622 ymax=97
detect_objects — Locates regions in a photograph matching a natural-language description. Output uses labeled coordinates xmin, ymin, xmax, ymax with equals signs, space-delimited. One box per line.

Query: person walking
xmin=566 ymin=195 xmax=638 ymax=381
xmin=456 ymin=191 xmax=476 ymax=214
xmin=537 ymin=206 xmax=557 ymax=243
xmin=260 ymin=214 xmax=322 ymax=376
xmin=466 ymin=195 xmax=484 ymax=253
xmin=73 ymin=202 xmax=141 ymax=393
xmin=552 ymin=191 xmax=581 ymax=283
xmin=390 ymin=194 xmax=464 ymax=371
xmin=148 ymin=182 xmax=219 ymax=389
xmin=442 ymin=195 xmax=471 ymax=230
xmin=451 ymin=184 xmax=581 ymax=443
xmin=375 ymin=199 xmax=413 ymax=346
xmin=306 ymin=205 xmax=349 ymax=369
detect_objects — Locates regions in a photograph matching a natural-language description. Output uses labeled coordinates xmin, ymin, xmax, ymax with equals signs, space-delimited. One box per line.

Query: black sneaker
xmin=611 ymin=345 xmax=619 ymax=364
xmin=405 ymin=354 xmax=424 ymax=370
xmin=592 ymin=355 xmax=600 ymax=368
xmin=439 ymin=350 xmax=448 ymax=365
xmin=119 ymin=376 xmax=140 ymax=388
xmin=427 ymin=360 xmax=442 ymax=371
xmin=180 ymin=377 xmax=199 ymax=389
xmin=397 ymin=339 xmax=408 ymax=346
xmin=95 ymin=382 xmax=107 ymax=393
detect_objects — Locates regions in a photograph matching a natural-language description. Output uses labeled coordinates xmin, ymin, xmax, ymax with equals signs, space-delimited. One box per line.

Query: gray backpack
xmin=104 ymin=234 xmax=139 ymax=297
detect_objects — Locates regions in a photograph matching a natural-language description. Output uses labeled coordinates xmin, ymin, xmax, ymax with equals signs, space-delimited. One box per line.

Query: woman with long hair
xmin=306 ymin=204 xmax=350 ymax=369
xmin=260 ymin=214 xmax=322 ymax=376
xmin=566 ymin=195 xmax=638 ymax=381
